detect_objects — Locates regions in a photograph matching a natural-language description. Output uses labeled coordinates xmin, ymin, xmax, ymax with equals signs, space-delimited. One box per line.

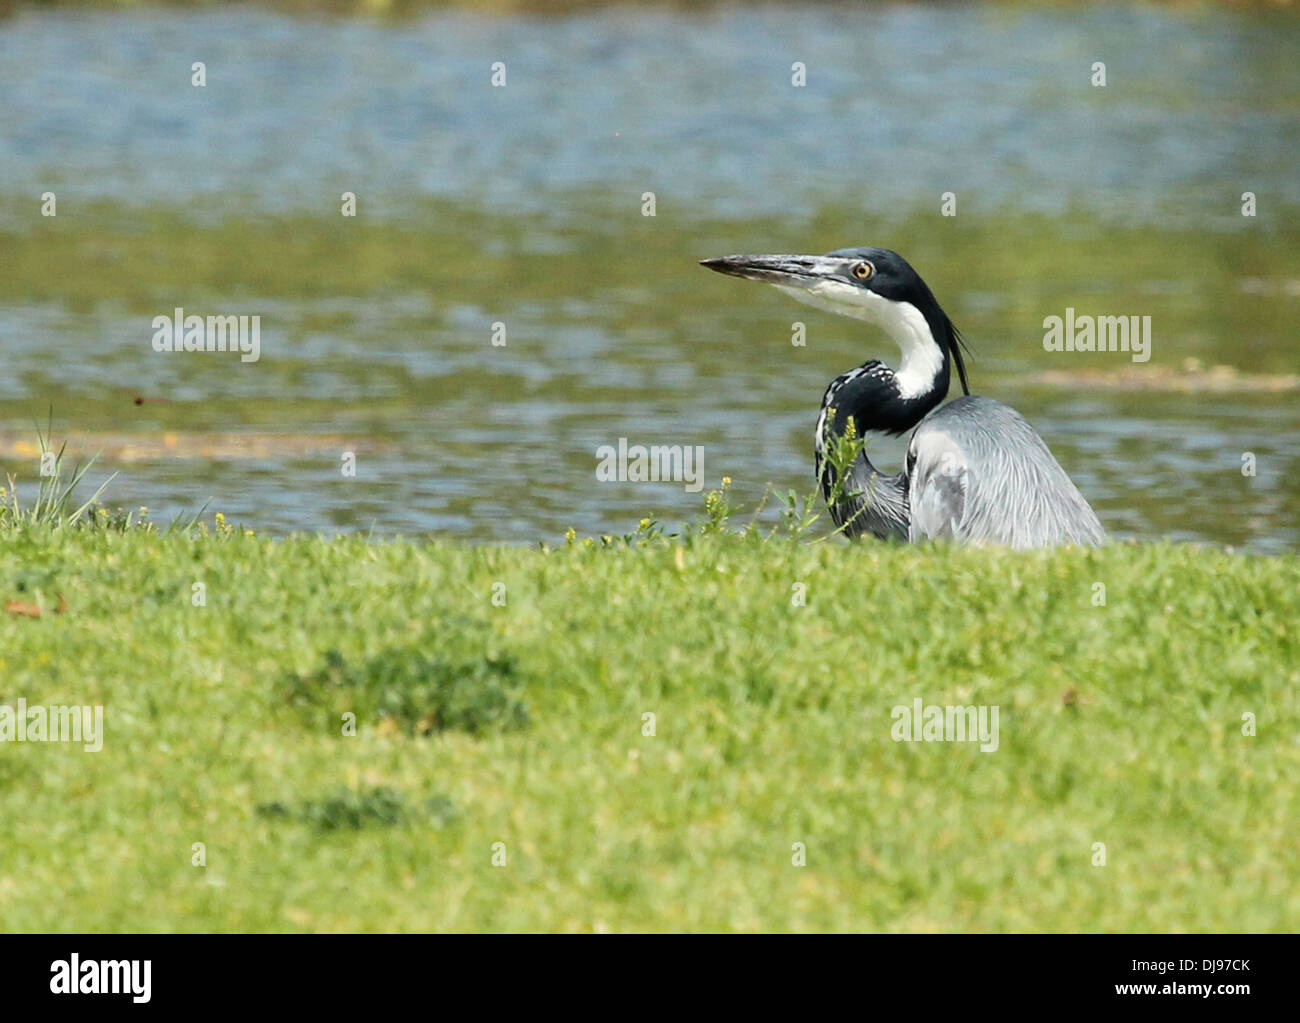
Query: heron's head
xmin=700 ymin=246 xmax=969 ymax=397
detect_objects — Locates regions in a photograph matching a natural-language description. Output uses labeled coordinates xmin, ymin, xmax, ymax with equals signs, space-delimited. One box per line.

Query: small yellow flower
xmin=722 ymin=476 xmax=732 ymax=486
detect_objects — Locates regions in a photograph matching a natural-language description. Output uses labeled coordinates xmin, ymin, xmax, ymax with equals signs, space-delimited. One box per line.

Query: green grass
xmin=0 ymin=515 xmax=1296 ymax=932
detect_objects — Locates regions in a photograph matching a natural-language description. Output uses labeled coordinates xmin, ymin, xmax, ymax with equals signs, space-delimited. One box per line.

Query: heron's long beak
xmin=699 ymin=254 xmax=849 ymax=288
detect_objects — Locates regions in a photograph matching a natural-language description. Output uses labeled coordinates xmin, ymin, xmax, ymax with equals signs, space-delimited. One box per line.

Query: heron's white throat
xmin=774 ymin=280 xmax=944 ymax=400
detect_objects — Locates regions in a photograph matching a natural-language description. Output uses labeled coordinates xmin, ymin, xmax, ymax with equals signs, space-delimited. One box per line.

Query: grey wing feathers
xmin=907 ymin=396 xmax=1106 ymax=548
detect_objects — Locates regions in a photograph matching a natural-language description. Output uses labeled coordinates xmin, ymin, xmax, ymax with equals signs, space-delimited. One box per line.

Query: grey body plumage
xmin=905 ymin=395 xmax=1105 ymax=547
xmin=702 ymin=246 xmax=1106 ymax=548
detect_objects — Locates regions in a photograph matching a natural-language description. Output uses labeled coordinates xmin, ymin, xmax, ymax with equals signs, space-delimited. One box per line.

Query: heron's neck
xmin=869 ymin=299 xmax=949 ymax=403
xmin=778 ymin=281 xmax=955 ymax=404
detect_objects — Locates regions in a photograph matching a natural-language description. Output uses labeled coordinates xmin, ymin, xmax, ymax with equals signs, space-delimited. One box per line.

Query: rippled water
xmin=0 ymin=3 xmax=1297 ymax=549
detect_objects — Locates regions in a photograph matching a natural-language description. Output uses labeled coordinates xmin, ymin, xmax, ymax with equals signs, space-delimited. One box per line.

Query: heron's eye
xmin=852 ymin=261 xmax=874 ymax=281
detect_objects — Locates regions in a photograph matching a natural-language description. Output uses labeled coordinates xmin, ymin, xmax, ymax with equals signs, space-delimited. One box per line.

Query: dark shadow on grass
xmin=257 ymin=786 xmax=458 ymax=832
xmin=281 ymin=634 xmax=530 ymax=737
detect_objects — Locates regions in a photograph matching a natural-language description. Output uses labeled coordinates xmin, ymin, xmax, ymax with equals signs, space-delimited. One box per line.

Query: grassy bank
xmin=0 ymin=514 xmax=1296 ymax=932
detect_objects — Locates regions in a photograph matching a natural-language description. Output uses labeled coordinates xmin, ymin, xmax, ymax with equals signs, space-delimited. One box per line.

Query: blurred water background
xmin=0 ymin=1 xmax=1297 ymax=548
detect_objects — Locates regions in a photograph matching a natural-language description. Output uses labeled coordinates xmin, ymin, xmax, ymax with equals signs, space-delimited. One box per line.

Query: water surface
xmin=1 ymin=3 xmax=1297 ymax=549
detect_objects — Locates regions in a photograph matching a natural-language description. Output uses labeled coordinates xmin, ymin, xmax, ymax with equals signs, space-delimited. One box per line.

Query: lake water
xmin=1 ymin=3 xmax=1297 ymax=549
